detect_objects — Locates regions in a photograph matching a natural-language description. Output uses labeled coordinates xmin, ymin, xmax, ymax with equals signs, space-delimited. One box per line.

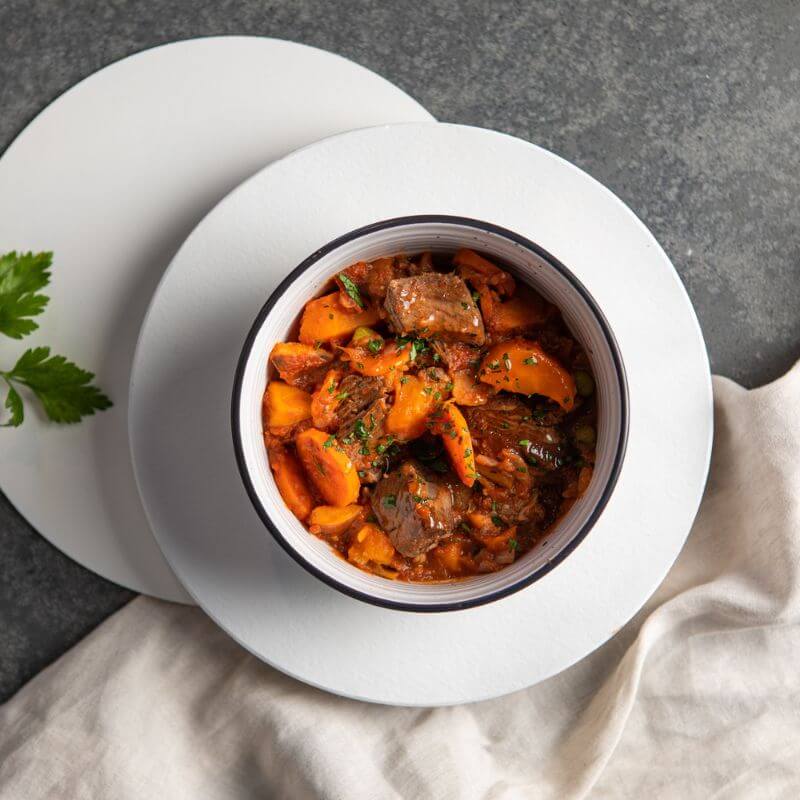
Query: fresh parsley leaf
xmin=0 ymin=251 xmax=52 ymax=339
xmin=338 ymin=273 xmax=364 ymax=309
xmin=1 ymin=381 xmax=23 ymax=427
xmin=367 ymin=339 xmax=383 ymax=354
xmin=2 ymin=347 xmax=112 ymax=424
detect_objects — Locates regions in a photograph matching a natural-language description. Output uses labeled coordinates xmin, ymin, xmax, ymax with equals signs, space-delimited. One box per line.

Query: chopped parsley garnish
xmin=335 ymin=391 xmax=350 ymax=400
xmin=353 ymin=419 xmax=369 ymax=440
xmin=367 ymin=339 xmax=383 ymax=354
xmin=338 ymin=272 xmax=364 ymax=308
xmin=383 ymin=495 xmax=397 ymax=507
xmin=399 ymin=376 xmax=410 ymax=384
xmin=460 ymin=301 xmax=470 ymax=310
xmin=523 ymin=356 xmax=539 ymax=366
xmin=322 ymin=436 xmax=335 ymax=448
xmin=518 ymin=439 xmax=531 ymax=447
xmin=508 ymin=538 xmax=518 ymax=551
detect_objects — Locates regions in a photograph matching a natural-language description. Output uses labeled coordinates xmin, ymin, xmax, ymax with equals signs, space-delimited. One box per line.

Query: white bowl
xmin=232 ymin=215 xmax=629 ymax=612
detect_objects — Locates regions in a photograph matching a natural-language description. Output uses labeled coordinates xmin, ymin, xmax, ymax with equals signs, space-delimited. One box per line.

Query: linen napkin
xmin=2 ymin=363 xmax=799 ymax=800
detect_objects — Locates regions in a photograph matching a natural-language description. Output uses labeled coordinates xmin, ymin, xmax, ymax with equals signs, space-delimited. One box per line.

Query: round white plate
xmin=0 ymin=37 xmax=434 ymax=601
xmin=130 ymin=123 xmax=713 ymax=705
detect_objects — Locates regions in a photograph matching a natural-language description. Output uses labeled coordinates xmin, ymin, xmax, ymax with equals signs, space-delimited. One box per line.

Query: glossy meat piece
xmin=334 ymin=375 xmax=385 ymax=434
xmin=464 ymin=395 xmax=570 ymax=471
xmin=338 ymin=255 xmax=435 ymax=308
xmin=269 ymin=342 xmax=333 ymax=392
xmin=431 ymin=340 xmax=482 ymax=371
xmin=339 ymin=397 xmax=390 ymax=483
xmin=371 ymin=461 xmax=457 ymax=557
xmin=384 ymin=273 xmax=485 ymax=345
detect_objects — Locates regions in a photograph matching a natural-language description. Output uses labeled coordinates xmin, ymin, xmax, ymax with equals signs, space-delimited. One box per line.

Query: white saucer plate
xmin=0 ymin=37 xmax=433 ymax=601
xmin=129 ymin=122 xmax=713 ymax=705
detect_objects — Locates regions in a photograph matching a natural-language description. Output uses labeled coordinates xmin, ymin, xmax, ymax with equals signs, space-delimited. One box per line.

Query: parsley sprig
xmin=0 ymin=251 xmax=112 ymax=427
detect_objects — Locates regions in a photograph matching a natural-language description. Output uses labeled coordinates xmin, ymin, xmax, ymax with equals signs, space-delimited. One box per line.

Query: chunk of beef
xmin=339 ymin=397 xmax=390 ymax=483
xmin=371 ymin=461 xmax=459 ymax=557
xmin=384 ymin=273 xmax=485 ymax=345
xmin=270 ymin=342 xmax=333 ymax=392
xmin=337 ymin=255 xmax=435 ymax=309
xmin=334 ymin=374 xmax=384 ymax=434
xmin=431 ymin=341 xmax=482 ymax=371
xmin=464 ymin=396 xmax=571 ymax=471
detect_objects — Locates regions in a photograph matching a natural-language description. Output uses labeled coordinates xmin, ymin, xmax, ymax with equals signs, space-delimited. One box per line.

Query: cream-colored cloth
xmin=2 ymin=365 xmax=800 ymax=800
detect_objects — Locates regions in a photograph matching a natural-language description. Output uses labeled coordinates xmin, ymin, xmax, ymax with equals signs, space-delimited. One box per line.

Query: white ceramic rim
xmin=233 ymin=215 xmax=629 ymax=611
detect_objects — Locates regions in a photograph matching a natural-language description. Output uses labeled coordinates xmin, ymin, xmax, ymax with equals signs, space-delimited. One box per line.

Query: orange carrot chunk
xmin=298 ymin=292 xmax=380 ymax=345
xmin=264 ymin=380 xmax=312 ymax=430
xmin=295 ymin=428 xmax=360 ymax=507
xmin=478 ymin=339 xmax=576 ymax=411
xmin=347 ymin=523 xmax=397 ymax=567
xmin=385 ymin=372 xmax=448 ymax=441
xmin=309 ymin=368 xmax=345 ymax=430
xmin=267 ymin=445 xmax=314 ymax=522
xmin=338 ymin=339 xmax=412 ymax=377
xmin=429 ymin=401 xmax=477 ymax=487
xmin=308 ymin=504 xmax=364 ymax=537
xmin=453 ymin=249 xmax=515 ymax=296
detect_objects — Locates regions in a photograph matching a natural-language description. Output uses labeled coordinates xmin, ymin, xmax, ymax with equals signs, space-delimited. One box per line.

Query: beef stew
xmin=263 ymin=249 xmax=597 ymax=582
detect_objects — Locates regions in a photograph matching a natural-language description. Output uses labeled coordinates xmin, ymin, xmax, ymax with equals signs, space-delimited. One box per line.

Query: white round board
xmin=0 ymin=37 xmax=434 ymax=601
xmin=130 ymin=123 xmax=713 ymax=705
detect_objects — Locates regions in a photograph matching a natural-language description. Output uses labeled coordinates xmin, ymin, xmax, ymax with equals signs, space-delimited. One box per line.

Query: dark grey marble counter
xmin=1 ymin=0 xmax=798 ymax=702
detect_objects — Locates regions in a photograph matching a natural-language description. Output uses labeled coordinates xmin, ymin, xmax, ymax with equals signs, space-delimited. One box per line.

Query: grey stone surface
xmin=0 ymin=0 xmax=798 ymax=701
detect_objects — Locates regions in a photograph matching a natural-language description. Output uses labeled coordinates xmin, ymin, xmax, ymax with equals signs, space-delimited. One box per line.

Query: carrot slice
xmin=484 ymin=286 xmax=551 ymax=335
xmin=339 ymin=339 xmax=412 ymax=377
xmin=267 ymin=445 xmax=314 ymax=522
xmin=347 ymin=523 xmax=397 ymax=567
xmin=309 ymin=368 xmax=345 ymax=430
xmin=454 ymin=249 xmax=515 ymax=296
xmin=295 ymin=428 xmax=360 ymax=506
xmin=429 ymin=402 xmax=477 ymax=487
xmin=298 ymin=292 xmax=380 ymax=345
xmin=478 ymin=339 xmax=576 ymax=411
xmin=308 ymin=504 xmax=364 ymax=537
xmin=385 ymin=372 xmax=448 ymax=441
xmin=264 ymin=380 xmax=312 ymax=430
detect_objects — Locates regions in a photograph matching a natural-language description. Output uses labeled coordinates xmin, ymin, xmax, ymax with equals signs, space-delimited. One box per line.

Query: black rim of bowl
xmin=232 ymin=215 xmax=630 ymax=613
